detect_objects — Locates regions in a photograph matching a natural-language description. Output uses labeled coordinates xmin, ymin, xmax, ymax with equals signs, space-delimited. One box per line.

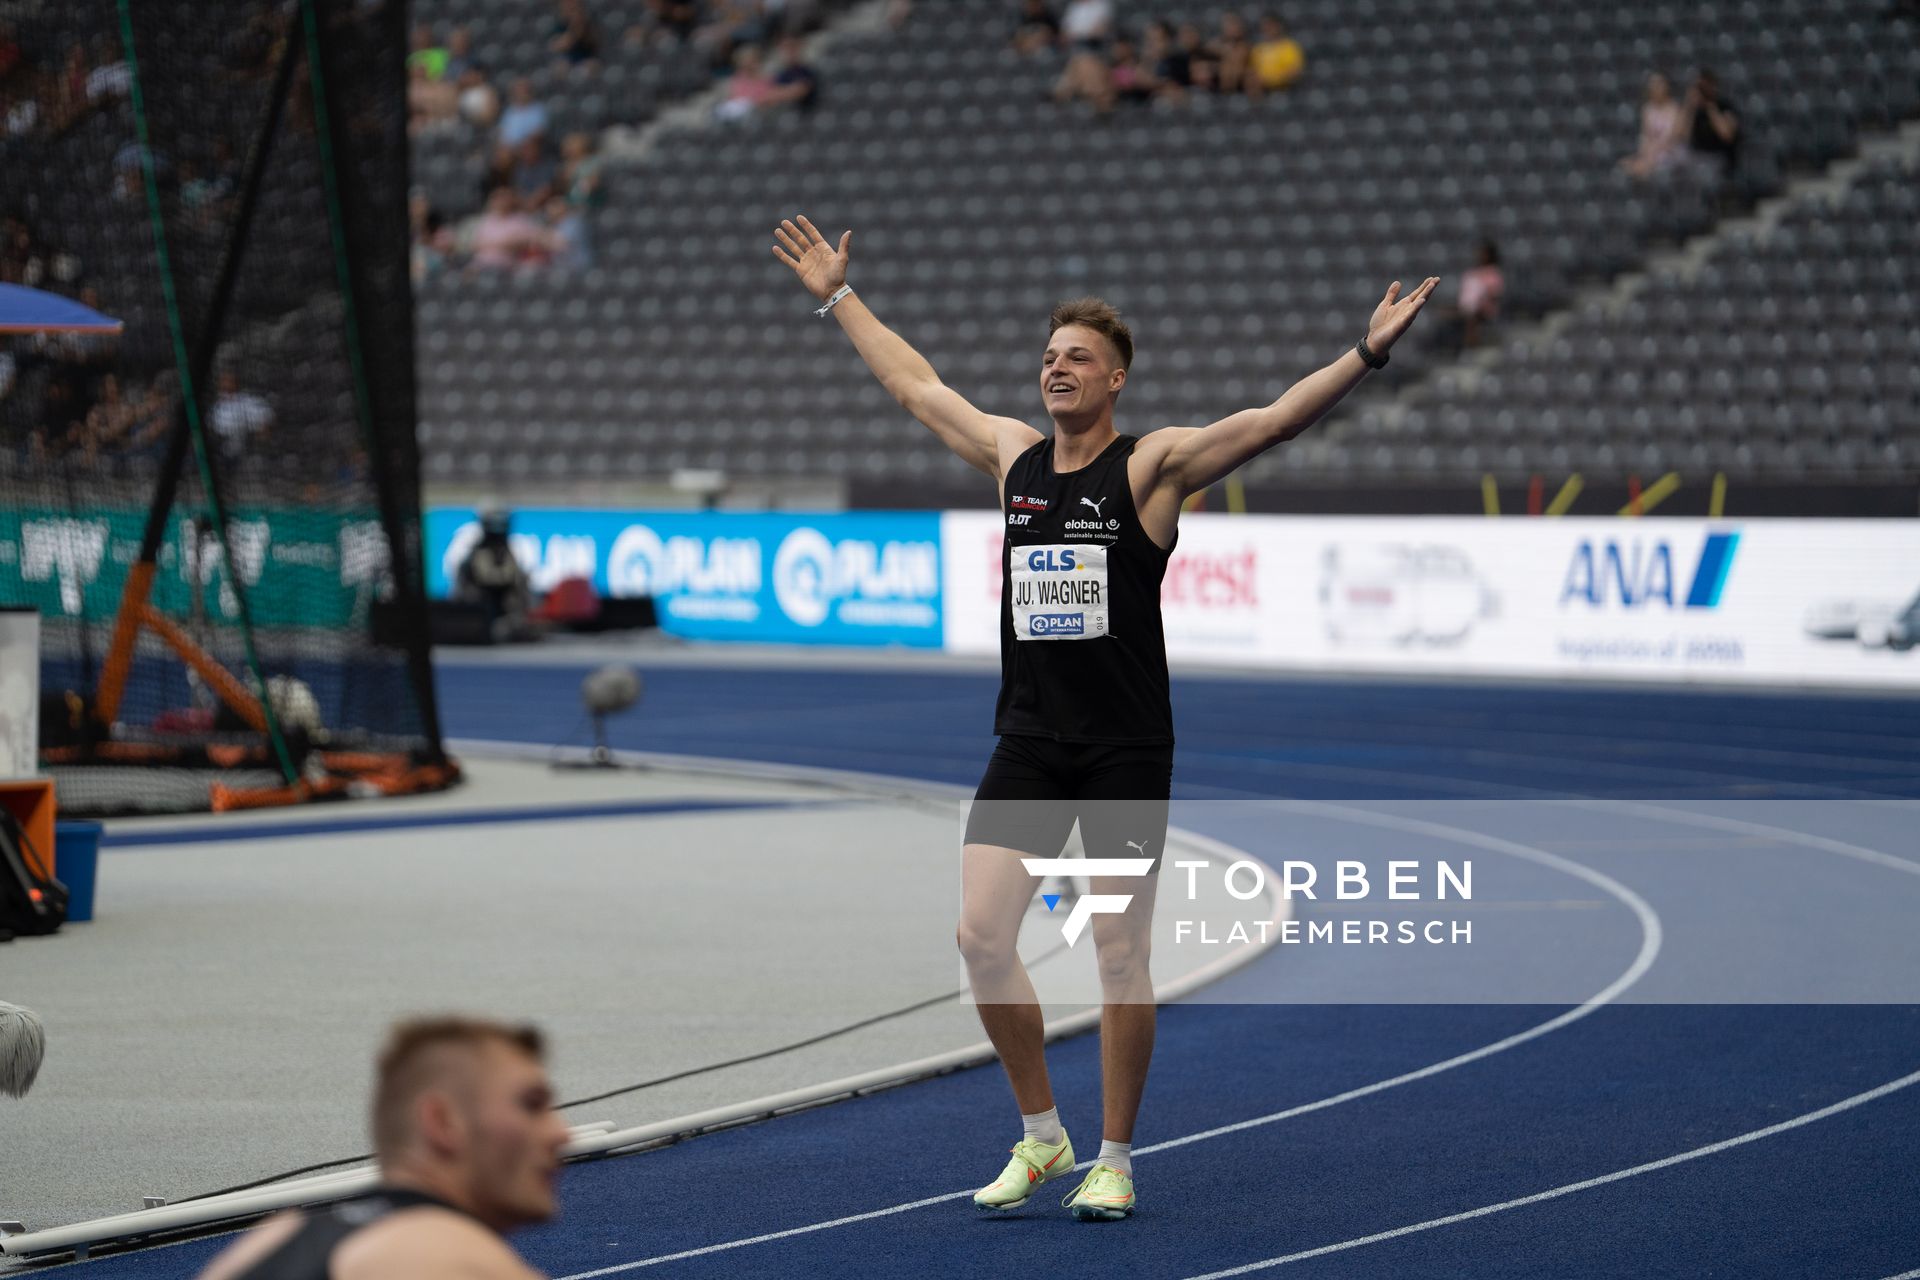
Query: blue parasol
xmin=0 ymin=282 xmax=123 ymax=335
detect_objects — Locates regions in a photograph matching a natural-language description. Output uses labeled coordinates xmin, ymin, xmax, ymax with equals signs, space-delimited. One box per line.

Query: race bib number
xmin=1009 ymin=543 xmax=1109 ymax=641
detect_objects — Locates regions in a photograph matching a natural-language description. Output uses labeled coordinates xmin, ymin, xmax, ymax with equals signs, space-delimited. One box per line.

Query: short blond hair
xmin=371 ymin=1017 xmax=545 ymax=1159
xmin=1049 ymin=297 xmax=1134 ymax=370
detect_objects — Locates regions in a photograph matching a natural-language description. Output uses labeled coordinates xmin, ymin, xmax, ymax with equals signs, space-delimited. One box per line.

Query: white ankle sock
xmin=1097 ymin=1139 xmax=1133 ymax=1175
xmin=1021 ymin=1106 xmax=1064 ymax=1145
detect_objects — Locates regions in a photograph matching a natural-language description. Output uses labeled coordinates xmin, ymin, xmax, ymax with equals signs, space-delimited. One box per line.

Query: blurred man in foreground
xmin=197 ymin=1017 xmax=568 ymax=1280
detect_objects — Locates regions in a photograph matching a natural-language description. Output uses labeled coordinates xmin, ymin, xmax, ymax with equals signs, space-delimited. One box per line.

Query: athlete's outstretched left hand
xmin=1366 ymin=277 xmax=1441 ymax=353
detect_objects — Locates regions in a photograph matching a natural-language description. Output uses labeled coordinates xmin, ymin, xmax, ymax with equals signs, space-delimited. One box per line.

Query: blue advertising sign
xmin=425 ymin=509 xmax=943 ymax=647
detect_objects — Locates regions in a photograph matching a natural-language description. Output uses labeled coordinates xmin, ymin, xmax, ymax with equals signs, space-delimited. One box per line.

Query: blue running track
xmin=55 ymin=665 xmax=1920 ymax=1279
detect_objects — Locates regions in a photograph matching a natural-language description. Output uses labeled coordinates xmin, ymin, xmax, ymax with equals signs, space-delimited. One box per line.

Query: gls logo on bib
xmin=1010 ymin=543 xmax=1109 ymax=640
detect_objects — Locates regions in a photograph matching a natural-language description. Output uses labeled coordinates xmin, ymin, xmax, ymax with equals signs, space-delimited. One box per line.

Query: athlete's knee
xmin=1091 ymin=925 xmax=1151 ymax=986
xmin=956 ymin=917 xmax=1020 ymax=974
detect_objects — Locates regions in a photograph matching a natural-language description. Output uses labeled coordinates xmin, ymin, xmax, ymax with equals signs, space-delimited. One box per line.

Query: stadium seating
xmin=1364 ymin=152 xmax=1920 ymax=480
xmin=413 ymin=0 xmax=1919 ymax=492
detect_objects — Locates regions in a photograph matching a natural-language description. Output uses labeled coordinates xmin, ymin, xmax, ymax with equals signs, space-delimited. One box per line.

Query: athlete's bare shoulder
xmin=990 ymin=416 xmax=1047 ymax=489
xmin=1126 ymin=424 xmax=1201 ymax=491
xmin=333 ymin=1207 xmax=541 ymax=1280
xmin=196 ymin=1211 xmax=308 ymax=1280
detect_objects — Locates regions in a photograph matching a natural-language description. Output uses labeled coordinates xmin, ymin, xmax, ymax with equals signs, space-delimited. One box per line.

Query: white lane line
xmin=1870 ymin=1269 xmax=1920 ymax=1279
xmin=1135 ymin=801 xmax=1662 ymax=1160
xmin=553 ymin=808 xmax=1662 ymax=1280
xmin=1176 ymin=1064 xmax=1920 ymax=1279
xmin=1570 ymin=799 xmax=1920 ymax=879
xmin=557 ymin=1191 xmax=978 ymax=1278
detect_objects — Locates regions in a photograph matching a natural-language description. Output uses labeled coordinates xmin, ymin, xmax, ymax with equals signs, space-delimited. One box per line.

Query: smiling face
xmin=1040 ymin=323 xmax=1127 ymax=423
xmin=454 ymin=1039 xmax=569 ymax=1231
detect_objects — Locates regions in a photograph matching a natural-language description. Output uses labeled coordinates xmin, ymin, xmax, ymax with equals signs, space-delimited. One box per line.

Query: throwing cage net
xmin=0 ymin=0 xmax=457 ymax=814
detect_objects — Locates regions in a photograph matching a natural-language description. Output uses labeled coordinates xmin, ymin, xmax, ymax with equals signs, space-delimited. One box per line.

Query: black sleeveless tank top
xmin=228 ymin=1187 xmax=481 ymax=1280
xmin=995 ymin=433 xmax=1175 ymax=745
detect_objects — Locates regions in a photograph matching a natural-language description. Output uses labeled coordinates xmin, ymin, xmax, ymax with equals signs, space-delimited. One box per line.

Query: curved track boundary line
xmin=546 ymin=801 xmax=1665 ymax=1279
xmin=0 ymin=742 xmax=1286 ymax=1263
xmin=1177 ymin=1065 xmax=1920 ymax=1278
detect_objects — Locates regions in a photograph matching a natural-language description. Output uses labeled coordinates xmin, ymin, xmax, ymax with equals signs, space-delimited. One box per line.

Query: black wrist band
xmin=1356 ymin=335 xmax=1389 ymax=369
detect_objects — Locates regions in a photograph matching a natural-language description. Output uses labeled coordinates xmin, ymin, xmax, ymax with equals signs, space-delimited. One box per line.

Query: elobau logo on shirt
xmin=1064 ymin=518 xmax=1120 ymax=532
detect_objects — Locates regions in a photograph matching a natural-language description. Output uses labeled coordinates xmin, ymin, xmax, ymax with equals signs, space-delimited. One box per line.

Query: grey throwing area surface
xmin=0 ymin=752 xmax=1261 ymax=1237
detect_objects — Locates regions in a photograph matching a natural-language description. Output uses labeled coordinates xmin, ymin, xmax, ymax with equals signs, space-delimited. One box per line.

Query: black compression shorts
xmin=963 ymin=734 xmax=1173 ymax=864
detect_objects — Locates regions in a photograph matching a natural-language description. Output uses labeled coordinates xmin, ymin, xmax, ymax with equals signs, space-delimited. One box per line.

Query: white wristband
xmin=813 ymin=284 xmax=852 ymax=317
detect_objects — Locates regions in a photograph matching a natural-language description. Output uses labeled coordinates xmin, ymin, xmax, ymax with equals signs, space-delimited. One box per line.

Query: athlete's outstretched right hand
xmin=772 ymin=215 xmax=850 ymax=303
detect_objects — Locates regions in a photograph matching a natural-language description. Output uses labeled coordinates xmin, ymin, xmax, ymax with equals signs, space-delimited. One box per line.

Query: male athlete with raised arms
xmin=775 ymin=214 xmax=1437 ymax=1220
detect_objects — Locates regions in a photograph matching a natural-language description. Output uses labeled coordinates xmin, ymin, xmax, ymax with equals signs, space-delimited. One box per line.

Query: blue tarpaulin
xmin=0 ymin=283 xmax=123 ymax=334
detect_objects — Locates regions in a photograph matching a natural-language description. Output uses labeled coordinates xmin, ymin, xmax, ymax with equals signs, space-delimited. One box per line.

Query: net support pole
xmin=94 ymin=4 xmax=306 ymax=736
xmin=305 ymin=0 xmax=449 ymax=761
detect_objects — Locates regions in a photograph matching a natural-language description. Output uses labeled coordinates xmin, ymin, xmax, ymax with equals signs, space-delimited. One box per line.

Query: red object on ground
xmin=537 ymin=576 xmax=601 ymax=624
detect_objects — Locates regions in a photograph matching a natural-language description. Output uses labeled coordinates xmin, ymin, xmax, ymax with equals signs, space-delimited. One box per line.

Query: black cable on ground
xmin=175 ymin=934 xmax=1069 ymax=1203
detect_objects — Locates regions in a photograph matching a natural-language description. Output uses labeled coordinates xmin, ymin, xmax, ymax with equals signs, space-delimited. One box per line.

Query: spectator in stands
xmin=1052 ymin=0 xmax=1116 ymax=112
xmin=1436 ymin=239 xmax=1504 ymax=351
xmin=1143 ymin=21 xmax=1190 ymax=104
xmin=1060 ymin=0 xmax=1112 ymax=51
xmin=714 ymin=45 xmax=776 ymax=122
xmin=496 ymin=77 xmax=550 ymax=149
xmin=695 ymin=1 xmax=769 ymax=73
xmin=406 ymin=23 xmax=449 ymax=82
xmin=1198 ymin=11 xmax=1244 ymax=95
xmin=626 ymin=0 xmax=700 ymax=49
xmin=468 ymin=187 xmax=548 ymax=270
xmin=764 ymin=34 xmax=820 ymax=113
xmin=1108 ymin=35 xmax=1152 ymax=106
xmin=2 ymin=87 xmax=36 ymax=138
xmin=1247 ymin=13 xmax=1304 ymax=95
xmin=510 ymin=135 xmax=559 ymax=206
xmin=52 ymin=42 xmax=88 ymax=129
xmin=443 ymin=26 xmax=475 ymax=81
xmin=70 ymin=373 xmax=136 ymax=464
xmin=179 ymin=159 xmax=235 ymax=228
xmin=407 ymin=58 xmax=460 ymax=134
xmin=405 ymin=22 xmax=449 ymax=82
xmin=209 ymin=369 xmax=273 ymax=462
xmin=1011 ymin=0 xmax=1060 ymax=56
xmin=456 ymin=64 xmax=500 ymax=129
xmin=0 ymin=218 xmax=27 ymax=284
xmin=84 ymin=37 xmax=128 ymax=104
xmin=549 ymin=0 xmax=602 ymax=70
xmin=543 ymin=195 xmax=591 ymax=271
xmin=0 ymin=23 xmax=21 ymax=83
xmin=410 ymin=190 xmax=451 ymax=285
xmin=1176 ymin=22 xmax=1219 ymax=94
xmin=1620 ymin=72 xmax=1684 ymax=178
xmin=559 ymin=131 xmax=605 ymax=208
xmin=1681 ymin=69 xmax=1739 ymax=180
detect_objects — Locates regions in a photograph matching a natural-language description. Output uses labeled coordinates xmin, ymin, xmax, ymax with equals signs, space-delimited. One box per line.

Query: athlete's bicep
xmin=1153 ymin=411 xmax=1274 ymax=496
xmin=900 ymin=382 xmax=1038 ymax=478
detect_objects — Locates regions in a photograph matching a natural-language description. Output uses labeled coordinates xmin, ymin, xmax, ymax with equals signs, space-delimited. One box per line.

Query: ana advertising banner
xmin=425 ymin=509 xmax=944 ymax=647
xmin=942 ymin=512 xmax=1920 ymax=688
